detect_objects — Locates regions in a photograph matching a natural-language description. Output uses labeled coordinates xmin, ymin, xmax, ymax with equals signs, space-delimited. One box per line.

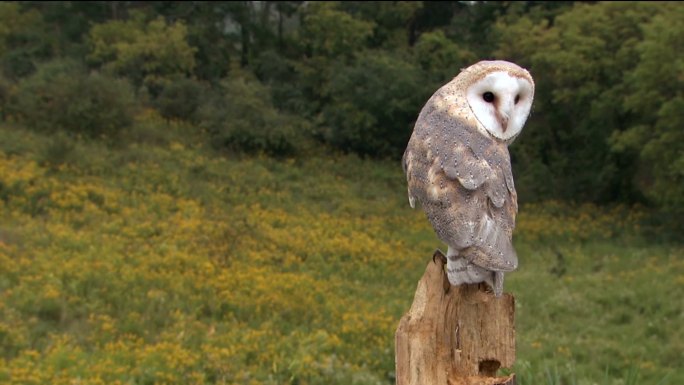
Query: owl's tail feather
xmin=446 ymin=247 xmax=504 ymax=297
xmin=462 ymin=245 xmax=517 ymax=272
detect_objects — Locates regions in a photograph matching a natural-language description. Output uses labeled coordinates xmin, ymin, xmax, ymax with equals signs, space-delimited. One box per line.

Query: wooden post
xmin=395 ymin=250 xmax=516 ymax=385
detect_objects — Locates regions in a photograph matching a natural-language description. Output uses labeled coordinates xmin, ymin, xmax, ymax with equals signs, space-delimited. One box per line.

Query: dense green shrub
xmin=320 ymin=51 xmax=429 ymax=158
xmin=0 ymin=2 xmax=54 ymax=79
xmin=10 ymin=61 xmax=135 ymax=137
xmin=0 ymin=75 xmax=10 ymax=120
xmin=253 ymin=50 xmax=309 ymax=115
xmin=197 ymin=75 xmax=307 ymax=157
xmin=154 ymin=78 xmax=207 ymax=122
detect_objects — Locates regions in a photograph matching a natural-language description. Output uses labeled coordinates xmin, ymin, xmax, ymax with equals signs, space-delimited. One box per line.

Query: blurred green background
xmin=0 ymin=2 xmax=682 ymax=384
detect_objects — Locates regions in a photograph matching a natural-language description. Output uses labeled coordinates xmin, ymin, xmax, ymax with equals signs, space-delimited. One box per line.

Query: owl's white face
xmin=466 ymin=71 xmax=534 ymax=142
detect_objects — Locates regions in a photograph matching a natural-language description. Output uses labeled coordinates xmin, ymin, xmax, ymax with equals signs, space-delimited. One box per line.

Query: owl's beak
xmin=497 ymin=112 xmax=509 ymax=132
xmin=498 ymin=101 xmax=513 ymax=132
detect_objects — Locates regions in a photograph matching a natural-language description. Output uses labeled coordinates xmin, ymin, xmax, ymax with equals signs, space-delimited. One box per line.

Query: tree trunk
xmin=395 ymin=250 xmax=516 ymax=385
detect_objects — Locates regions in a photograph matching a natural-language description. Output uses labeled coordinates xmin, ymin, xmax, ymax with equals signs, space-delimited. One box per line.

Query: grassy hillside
xmin=0 ymin=116 xmax=681 ymax=385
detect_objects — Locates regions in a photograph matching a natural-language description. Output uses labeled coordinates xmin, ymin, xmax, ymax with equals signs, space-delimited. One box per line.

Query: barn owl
xmin=403 ymin=60 xmax=534 ymax=297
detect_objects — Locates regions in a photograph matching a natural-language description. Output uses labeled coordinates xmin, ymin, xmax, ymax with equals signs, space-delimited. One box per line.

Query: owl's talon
xmin=480 ymin=282 xmax=494 ymax=295
xmin=432 ymin=250 xmax=451 ymax=293
xmin=432 ymin=249 xmax=447 ymax=266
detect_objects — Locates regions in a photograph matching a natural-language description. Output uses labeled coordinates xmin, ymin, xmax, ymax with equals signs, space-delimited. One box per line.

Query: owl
xmin=402 ymin=60 xmax=534 ymax=297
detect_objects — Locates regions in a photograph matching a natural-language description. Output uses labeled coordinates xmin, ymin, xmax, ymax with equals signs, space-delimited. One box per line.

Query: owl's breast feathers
xmin=403 ymin=108 xmax=518 ymax=272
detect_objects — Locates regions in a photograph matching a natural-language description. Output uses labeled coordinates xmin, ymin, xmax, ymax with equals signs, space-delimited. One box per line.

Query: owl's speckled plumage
xmin=403 ymin=60 xmax=534 ymax=296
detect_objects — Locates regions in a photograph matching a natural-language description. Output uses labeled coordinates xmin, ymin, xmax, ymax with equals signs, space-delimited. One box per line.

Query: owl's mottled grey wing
xmin=404 ymin=108 xmax=518 ymax=272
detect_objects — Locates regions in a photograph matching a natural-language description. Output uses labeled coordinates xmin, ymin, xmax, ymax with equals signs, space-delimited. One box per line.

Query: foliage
xmin=154 ymin=78 xmax=208 ymax=122
xmin=291 ymin=2 xmax=376 ymax=119
xmin=0 ymin=2 xmax=55 ymax=78
xmin=0 ymin=123 xmax=681 ymax=385
xmin=252 ymin=49 xmax=309 ymax=115
xmin=321 ymin=50 xmax=428 ymax=157
xmin=143 ymin=2 xmax=238 ymax=81
xmin=493 ymin=2 xmax=672 ymax=205
xmin=612 ymin=3 xmax=684 ymax=214
xmin=87 ymin=11 xmax=197 ymax=95
xmin=299 ymin=2 xmax=374 ymax=59
xmin=413 ymin=30 xmax=476 ymax=83
xmin=10 ymin=60 xmax=135 ymax=137
xmin=338 ymin=1 xmax=422 ymax=49
xmin=198 ymin=73 xmax=308 ymax=157
xmin=0 ymin=74 xmax=11 ymax=120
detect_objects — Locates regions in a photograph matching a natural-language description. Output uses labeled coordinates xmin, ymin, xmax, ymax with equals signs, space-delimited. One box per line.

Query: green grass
xmin=0 ymin=119 xmax=681 ymax=384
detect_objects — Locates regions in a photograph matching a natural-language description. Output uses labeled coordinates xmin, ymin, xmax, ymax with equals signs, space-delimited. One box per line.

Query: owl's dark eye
xmin=515 ymin=94 xmax=521 ymax=104
xmin=482 ymin=92 xmax=495 ymax=103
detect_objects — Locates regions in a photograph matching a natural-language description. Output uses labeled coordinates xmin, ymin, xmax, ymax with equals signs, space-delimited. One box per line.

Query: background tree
xmin=87 ymin=11 xmax=197 ymax=95
xmin=612 ymin=3 xmax=684 ymax=216
xmin=321 ymin=50 xmax=427 ymax=157
xmin=293 ymin=1 xmax=374 ymax=120
xmin=0 ymin=2 xmax=55 ymax=78
xmin=493 ymin=2 xmax=663 ymax=203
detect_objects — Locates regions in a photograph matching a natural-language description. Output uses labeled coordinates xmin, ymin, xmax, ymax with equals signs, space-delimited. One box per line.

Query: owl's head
xmin=461 ymin=60 xmax=534 ymax=143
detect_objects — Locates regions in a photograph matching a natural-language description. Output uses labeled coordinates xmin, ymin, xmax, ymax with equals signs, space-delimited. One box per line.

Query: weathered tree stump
xmin=395 ymin=250 xmax=516 ymax=385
